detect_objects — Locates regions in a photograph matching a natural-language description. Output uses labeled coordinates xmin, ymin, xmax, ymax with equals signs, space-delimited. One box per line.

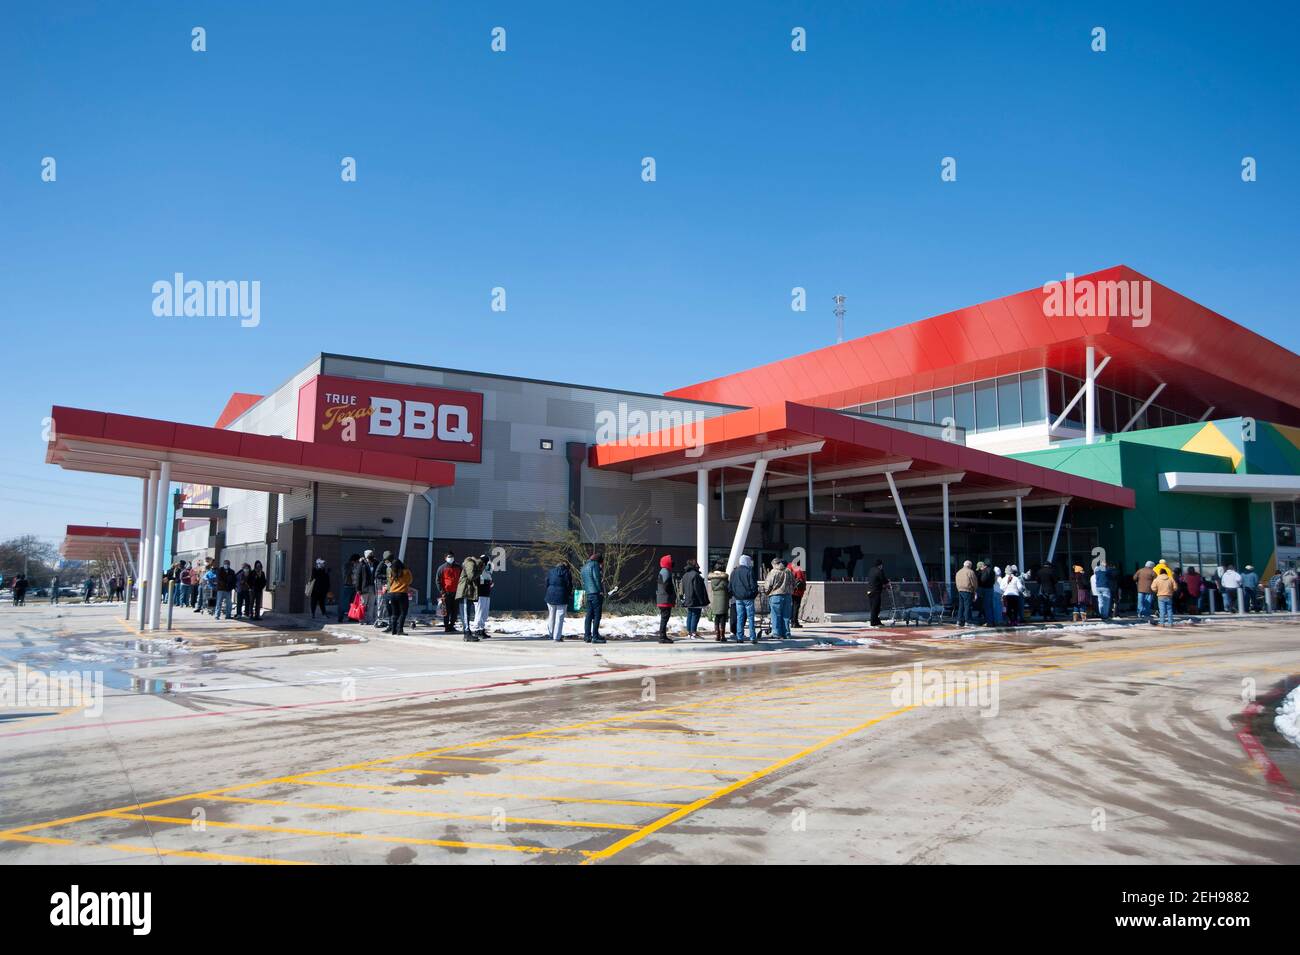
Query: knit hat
xmin=739 ymin=555 xmax=752 ymax=567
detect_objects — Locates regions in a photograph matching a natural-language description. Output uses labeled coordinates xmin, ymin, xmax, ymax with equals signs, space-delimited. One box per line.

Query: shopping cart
xmin=886 ymin=582 xmax=946 ymax=626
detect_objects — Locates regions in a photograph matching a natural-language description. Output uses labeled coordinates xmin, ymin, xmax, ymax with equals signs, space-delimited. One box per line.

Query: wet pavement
xmin=1 ymin=604 xmax=1297 ymax=864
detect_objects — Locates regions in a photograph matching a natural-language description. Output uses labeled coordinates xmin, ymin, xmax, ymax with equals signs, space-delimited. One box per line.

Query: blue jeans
xmin=957 ymin=590 xmax=974 ymax=625
xmin=1157 ymin=595 xmax=1174 ymax=625
xmin=1097 ymin=591 xmax=1112 ymax=618
xmin=685 ymin=606 xmax=702 ymax=635
xmin=584 ymin=594 xmax=603 ymax=638
xmin=1138 ymin=592 xmax=1154 ymax=617
xmin=214 ymin=590 xmax=233 ymax=619
xmin=735 ymin=599 xmax=756 ymax=641
xmin=769 ymin=594 xmax=791 ymax=638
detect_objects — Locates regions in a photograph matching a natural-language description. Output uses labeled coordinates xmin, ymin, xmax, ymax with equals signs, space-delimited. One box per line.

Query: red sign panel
xmin=296 ymin=375 xmax=484 ymax=463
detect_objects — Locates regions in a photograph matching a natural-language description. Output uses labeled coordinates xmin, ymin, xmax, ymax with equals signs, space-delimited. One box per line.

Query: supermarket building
xmin=78 ymin=265 xmax=1300 ymax=616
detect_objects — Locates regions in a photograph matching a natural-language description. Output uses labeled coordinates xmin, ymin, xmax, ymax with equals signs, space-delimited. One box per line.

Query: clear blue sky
xmin=1 ymin=1 xmax=1296 ymax=542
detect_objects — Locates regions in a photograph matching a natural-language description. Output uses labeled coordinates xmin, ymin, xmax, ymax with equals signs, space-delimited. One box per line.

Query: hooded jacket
xmin=456 ymin=555 xmax=481 ymax=601
xmin=729 ymin=556 xmax=758 ymax=601
xmin=580 ymin=558 xmax=604 ymax=596
xmin=545 ymin=564 xmax=573 ymax=606
xmin=763 ymin=563 xmax=795 ymax=596
xmin=655 ymin=555 xmax=676 ymax=607
xmin=680 ymin=563 xmax=709 ymax=608
xmin=707 ymin=569 xmax=730 ymax=615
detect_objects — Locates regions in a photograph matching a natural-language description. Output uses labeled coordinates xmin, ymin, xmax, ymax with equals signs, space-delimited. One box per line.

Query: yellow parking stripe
xmin=495 ymin=741 xmax=780 ymax=762
xmin=104 ymin=812 xmax=587 ymax=856
xmin=206 ymin=794 xmax=638 ymax=831
xmin=358 ymin=765 xmax=717 ymax=792
xmin=283 ymin=777 xmax=688 ymax=809
xmin=423 ymin=754 xmax=748 ymax=777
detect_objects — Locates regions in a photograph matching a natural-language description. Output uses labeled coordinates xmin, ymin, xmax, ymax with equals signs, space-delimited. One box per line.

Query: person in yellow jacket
xmin=385 ymin=558 xmax=414 ymax=635
xmin=1153 ymin=557 xmax=1173 ymax=578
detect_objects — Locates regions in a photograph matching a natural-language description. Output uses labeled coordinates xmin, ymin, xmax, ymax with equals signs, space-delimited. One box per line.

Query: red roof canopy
xmin=61 ymin=525 xmax=140 ymax=561
xmin=591 ymin=401 xmax=1134 ymax=509
xmin=46 ymin=406 xmax=456 ymax=496
xmin=666 ymin=267 xmax=1300 ymax=427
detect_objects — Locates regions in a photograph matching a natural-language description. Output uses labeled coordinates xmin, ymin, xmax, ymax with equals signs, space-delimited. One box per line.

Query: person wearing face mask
xmin=214 ymin=559 xmax=237 ymax=620
xmin=436 ymin=552 xmax=462 ymax=635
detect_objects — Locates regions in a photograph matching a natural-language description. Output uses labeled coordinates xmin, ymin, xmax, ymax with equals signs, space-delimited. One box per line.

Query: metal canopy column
xmin=398 ymin=492 xmax=415 ymax=561
xmin=138 ymin=470 xmax=157 ymax=627
xmin=1015 ymin=496 xmax=1025 ymax=571
xmin=885 ymin=470 xmax=934 ymax=608
xmin=148 ymin=461 xmax=171 ymax=630
xmin=1046 ymin=499 xmax=1069 ymax=563
xmin=1085 ymin=345 xmax=1096 ymax=444
xmin=725 ymin=458 xmax=767 ymax=573
xmin=696 ymin=468 xmax=709 ymax=570
xmin=941 ymin=481 xmax=952 ymax=594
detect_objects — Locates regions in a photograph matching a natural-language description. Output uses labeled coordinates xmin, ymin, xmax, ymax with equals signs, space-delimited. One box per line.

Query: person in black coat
xmin=309 ymin=559 xmax=330 ymax=619
xmin=1036 ymin=562 xmax=1057 ymax=620
xmin=866 ymin=559 xmax=888 ymax=626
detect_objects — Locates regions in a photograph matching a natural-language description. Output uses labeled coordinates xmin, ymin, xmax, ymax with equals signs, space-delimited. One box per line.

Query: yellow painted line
xmin=104 ymin=812 xmax=587 ymax=856
xmin=0 ymin=832 xmax=75 ymax=846
xmin=582 ymin=642 xmax=1209 ymax=863
xmin=105 ymin=843 xmax=314 ymax=865
xmin=206 ymin=794 xmax=638 ymax=831
xmin=534 ymin=728 xmax=821 ymax=745
xmin=283 ymin=778 xmax=687 ymax=810
xmin=495 ymin=741 xmax=780 ymax=762
xmin=368 ymin=766 xmax=718 ymax=793
xmin=422 ymin=754 xmax=748 ymax=777
xmin=2 ymin=639 xmax=1209 ymax=843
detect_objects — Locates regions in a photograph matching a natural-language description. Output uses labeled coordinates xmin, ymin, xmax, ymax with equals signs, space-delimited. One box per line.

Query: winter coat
xmin=1134 ymin=567 xmax=1156 ymax=594
xmin=729 ymin=563 xmax=758 ymax=601
xmin=976 ymin=566 xmax=995 ymax=589
xmin=545 ymin=564 xmax=573 ymax=607
xmin=1241 ymin=570 xmax=1259 ymax=590
xmin=388 ymin=568 xmax=413 ymax=594
xmin=1037 ymin=566 xmax=1056 ymax=591
xmin=1090 ymin=568 xmax=1111 ymax=596
xmin=456 ymin=556 xmax=481 ymax=601
xmin=580 ymin=559 xmax=604 ymax=597
xmin=792 ymin=567 xmax=807 ymax=598
xmin=1183 ymin=571 xmax=1203 ymax=596
xmin=866 ymin=565 xmax=888 ymax=595
xmin=310 ymin=567 xmax=330 ymax=596
xmin=352 ymin=559 xmax=375 ymax=591
xmin=215 ymin=566 xmax=237 ymax=592
xmin=763 ymin=566 xmax=795 ymax=596
xmin=437 ymin=561 xmax=461 ymax=596
xmin=1153 ymin=574 xmax=1177 ymax=598
xmin=654 ymin=556 xmax=676 ymax=608
xmin=955 ymin=567 xmax=978 ymax=593
xmin=680 ymin=566 xmax=709 ymax=608
xmin=707 ymin=570 xmax=730 ymax=615
xmin=1220 ymin=569 xmax=1242 ymax=589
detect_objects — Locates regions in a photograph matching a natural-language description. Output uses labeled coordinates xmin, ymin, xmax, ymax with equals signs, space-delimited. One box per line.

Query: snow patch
xmin=1275 ymin=686 xmax=1300 ymax=748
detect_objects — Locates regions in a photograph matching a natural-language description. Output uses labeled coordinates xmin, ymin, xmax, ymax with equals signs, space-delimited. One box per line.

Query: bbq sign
xmin=296 ymin=375 xmax=483 ymax=463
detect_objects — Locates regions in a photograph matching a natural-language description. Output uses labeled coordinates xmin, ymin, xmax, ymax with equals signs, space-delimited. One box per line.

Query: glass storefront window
xmin=1020 ymin=370 xmax=1045 ymax=424
xmin=895 ymin=396 xmax=913 ymax=420
xmin=933 ymin=388 xmax=954 ymax=428
xmin=913 ymin=392 xmax=932 ymax=423
xmin=974 ymin=380 xmax=996 ymax=433
xmin=996 ymin=375 xmax=1021 ymax=429
xmin=877 ymin=399 xmax=893 ymax=418
xmin=954 ymin=384 xmax=975 ymax=431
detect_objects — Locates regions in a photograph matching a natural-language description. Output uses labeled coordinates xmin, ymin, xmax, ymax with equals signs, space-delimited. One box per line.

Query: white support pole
xmin=885 ymin=470 xmax=935 ymax=608
xmin=1049 ymin=356 xmax=1110 ymax=434
xmin=1084 ymin=345 xmax=1096 ymax=445
xmin=121 ymin=541 xmax=136 ymax=579
xmin=725 ymin=458 xmax=767 ymax=573
xmin=148 ymin=461 xmax=171 ymax=630
xmin=138 ymin=471 xmax=157 ymax=627
xmin=397 ymin=492 xmax=415 ymax=562
xmin=1119 ymin=382 xmax=1167 ymax=433
xmin=941 ymin=481 xmax=952 ymax=595
xmin=1015 ymin=496 xmax=1025 ymax=571
xmin=1046 ymin=499 xmax=1068 ymax=563
xmin=696 ymin=468 xmax=709 ymax=570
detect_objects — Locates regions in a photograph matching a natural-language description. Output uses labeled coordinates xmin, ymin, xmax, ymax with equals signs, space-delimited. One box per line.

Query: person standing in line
xmin=308 ymin=558 xmax=330 ymax=619
xmin=1184 ymin=565 xmax=1204 ymax=614
xmin=707 ymin=560 xmax=730 ymax=642
xmin=764 ymin=557 xmax=795 ymax=639
xmin=1134 ymin=561 xmax=1156 ymax=620
xmin=1240 ymin=564 xmax=1260 ymax=612
xmin=544 ymin=561 xmax=572 ymax=643
xmin=353 ymin=550 xmax=377 ymax=623
xmin=385 ymin=558 xmax=413 ymax=635
xmin=580 ymin=552 xmax=605 ymax=643
xmin=866 ymin=559 xmax=888 ymax=627
xmin=1220 ymin=564 xmax=1242 ymax=613
xmin=1071 ymin=564 xmax=1089 ymax=620
xmin=235 ymin=562 xmax=254 ymax=618
xmin=729 ymin=555 xmax=757 ymax=643
xmin=1283 ymin=566 xmax=1298 ymax=612
xmin=790 ymin=563 xmax=807 ymax=628
xmin=337 ymin=553 xmax=359 ymax=623
xmin=654 ymin=555 xmax=676 ymax=644
xmin=1153 ymin=566 xmax=1177 ymax=626
xmin=680 ymin=559 xmax=710 ymax=639
xmin=1091 ymin=560 xmax=1112 ymax=619
xmin=214 ymin=559 xmax=237 ymax=620
xmin=436 ymin=551 xmax=461 ymax=634
xmin=954 ymin=560 xmax=978 ymax=626
xmin=1001 ymin=565 xmax=1026 ymax=625
xmin=474 ymin=556 xmax=493 ymax=638
xmin=249 ymin=560 xmax=268 ymax=619
xmin=1035 ymin=561 xmax=1057 ymax=621
xmin=455 ymin=553 xmax=481 ymax=637
xmin=976 ymin=561 xmax=995 ymax=625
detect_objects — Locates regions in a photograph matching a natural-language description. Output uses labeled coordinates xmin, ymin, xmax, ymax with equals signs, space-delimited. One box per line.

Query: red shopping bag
xmin=347 ymin=593 xmax=365 ymax=621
